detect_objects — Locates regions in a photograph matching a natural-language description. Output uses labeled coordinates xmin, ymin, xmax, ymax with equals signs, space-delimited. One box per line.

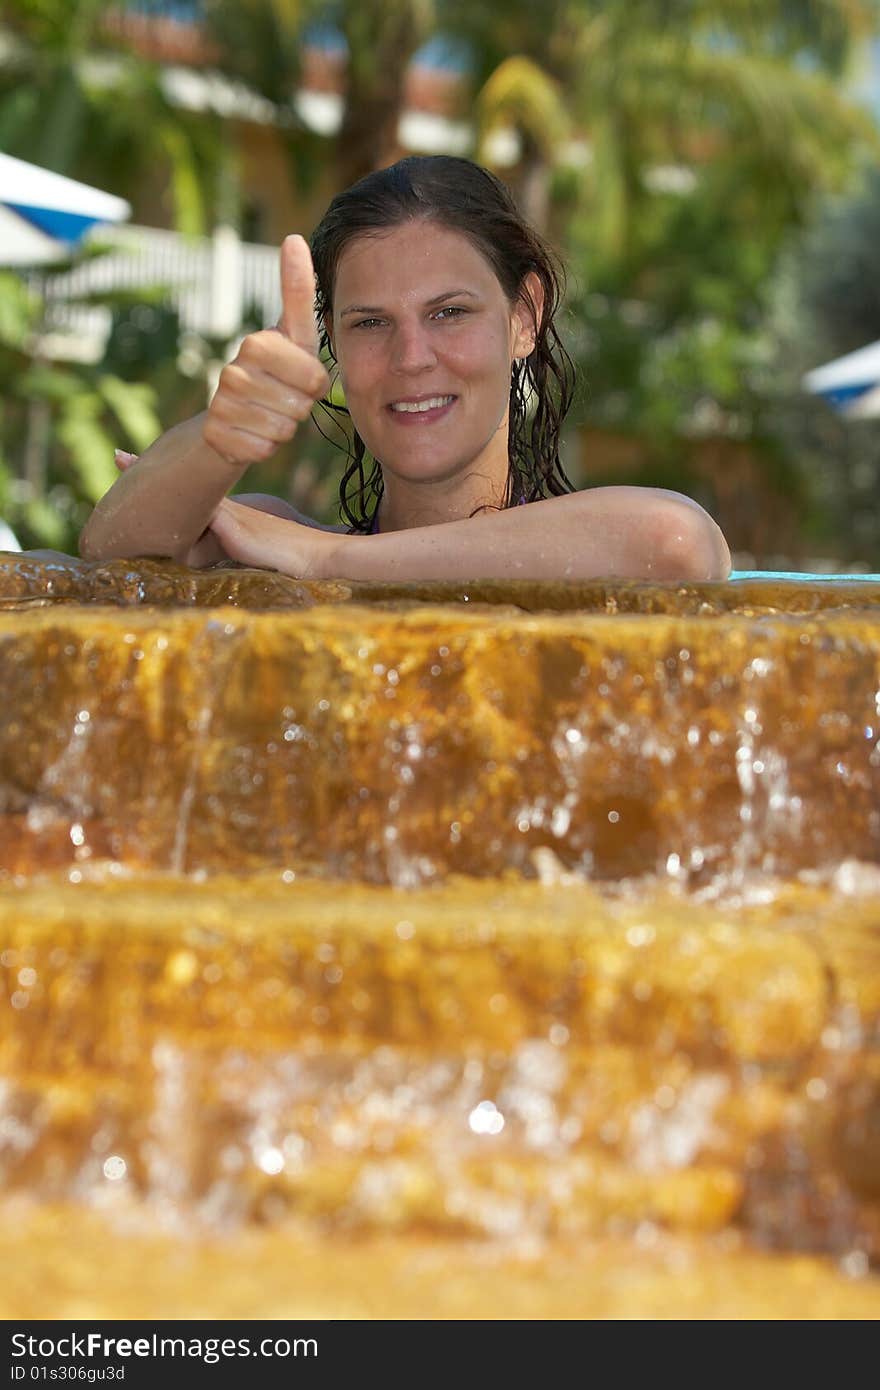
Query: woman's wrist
xmin=307 ymin=528 xmax=350 ymax=582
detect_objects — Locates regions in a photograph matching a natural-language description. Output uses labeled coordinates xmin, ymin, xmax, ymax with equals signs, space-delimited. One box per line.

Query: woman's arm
xmin=210 ymin=486 xmax=732 ymax=583
xmin=83 ymin=447 xmax=345 ymax=567
xmin=79 ymin=412 xmax=245 ymax=562
xmin=79 ymin=235 xmax=330 ymax=564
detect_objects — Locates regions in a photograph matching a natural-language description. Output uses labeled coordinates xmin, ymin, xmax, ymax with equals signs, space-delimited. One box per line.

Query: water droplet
xmin=840 ymin=1250 xmax=869 ymax=1279
xmin=256 ymin=1147 xmax=284 ymax=1176
xmin=469 ymin=1100 xmax=505 ymax=1135
xmin=626 ymin=924 xmax=655 ymax=948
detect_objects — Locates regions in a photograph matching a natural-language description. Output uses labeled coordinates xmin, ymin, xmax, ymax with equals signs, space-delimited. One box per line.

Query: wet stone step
xmin=1 ymin=600 xmax=879 ymax=881
xmin=2 ymin=1203 xmax=878 ymax=1319
xmin=1 ymin=875 xmax=879 ymax=1255
xmin=2 ymin=559 xmax=879 ymax=1314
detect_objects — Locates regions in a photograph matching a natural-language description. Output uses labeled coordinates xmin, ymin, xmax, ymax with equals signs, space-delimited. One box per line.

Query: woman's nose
xmin=390 ymin=323 xmax=438 ymax=373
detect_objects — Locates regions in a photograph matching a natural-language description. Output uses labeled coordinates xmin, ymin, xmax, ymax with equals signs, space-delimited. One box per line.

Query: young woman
xmin=79 ymin=156 xmax=731 ymax=582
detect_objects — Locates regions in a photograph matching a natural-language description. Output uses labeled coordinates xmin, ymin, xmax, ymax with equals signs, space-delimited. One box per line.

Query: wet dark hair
xmin=309 ymin=155 xmax=577 ymax=533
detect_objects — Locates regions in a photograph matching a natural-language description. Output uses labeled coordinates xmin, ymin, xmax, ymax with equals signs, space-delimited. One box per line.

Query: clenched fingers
xmin=204 ymin=331 xmax=331 ymax=465
xmin=213 ymin=363 xmax=317 ymax=424
xmin=235 ymin=331 xmax=330 ymax=399
xmin=208 ymin=395 xmax=303 ymax=446
xmin=203 ymin=421 xmax=283 ymax=465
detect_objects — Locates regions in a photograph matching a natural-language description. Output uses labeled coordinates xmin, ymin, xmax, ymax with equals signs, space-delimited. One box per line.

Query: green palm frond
xmin=476 ymin=55 xmax=571 ymax=160
xmin=568 ymin=27 xmax=880 ymax=265
xmin=627 ymin=38 xmax=880 ymax=165
xmin=97 ymin=375 xmax=161 ymax=454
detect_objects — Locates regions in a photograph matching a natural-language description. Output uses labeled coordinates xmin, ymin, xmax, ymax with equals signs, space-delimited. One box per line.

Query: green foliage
xmin=0 ymin=274 xmax=38 ymax=349
xmin=514 ymin=1 xmax=880 ymax=560
xmin=792 ymin=167 xmax=880 ymax=356
xmin=54 ymin=396 xmax=119 ymax=504
xmin=96 ymin=375 xmax=161 ymax=453
xmin=757 ymin=167 xmax=880 ymax=564
xmin=476 ymin=56 xmax=570 ymax=162
xmin=0 ymin=0 xmax=226 ymax=232
xmin=0 ymin=260 xmax=167 ymax=548
xmin=19 ymin=495 xmax=71 ymax=549
xmin=202 ymin=0 xmax=307 ymax=107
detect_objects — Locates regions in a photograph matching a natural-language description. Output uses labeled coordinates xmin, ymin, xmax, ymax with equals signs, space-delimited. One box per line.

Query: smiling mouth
xmin=388 ymin=395 xmax=456 ymax=414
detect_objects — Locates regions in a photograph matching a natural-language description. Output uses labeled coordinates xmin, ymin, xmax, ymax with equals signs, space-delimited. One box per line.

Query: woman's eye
xmin=434 ymin=306 xmax=466 ymax=321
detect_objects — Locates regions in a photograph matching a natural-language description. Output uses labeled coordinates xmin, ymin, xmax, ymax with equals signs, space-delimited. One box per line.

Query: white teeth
xmin=390 ymin=396 xmax=454 ymax=414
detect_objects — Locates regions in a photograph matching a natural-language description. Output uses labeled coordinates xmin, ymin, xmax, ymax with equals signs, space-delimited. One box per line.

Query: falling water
xmin=2 ymin=555 xmax=880 ymax=1317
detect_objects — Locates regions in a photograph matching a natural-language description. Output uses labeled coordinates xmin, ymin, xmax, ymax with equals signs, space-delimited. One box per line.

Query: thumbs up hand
xmin=202 ymin=235 xmax=331 ymax=467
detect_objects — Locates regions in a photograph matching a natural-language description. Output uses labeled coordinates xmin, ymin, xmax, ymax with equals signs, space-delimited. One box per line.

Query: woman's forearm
xmin=212 ymin=486 xmax=731 ymax=583
xmin=324 ymin=488 xmax=730 ymax=583
xmin=79 ymin=412 xmax=246 ymax=562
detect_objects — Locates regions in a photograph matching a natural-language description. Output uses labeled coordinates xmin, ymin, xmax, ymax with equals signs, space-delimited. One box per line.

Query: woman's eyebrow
xmin=339 ymin=289 xmax=479 ymax=318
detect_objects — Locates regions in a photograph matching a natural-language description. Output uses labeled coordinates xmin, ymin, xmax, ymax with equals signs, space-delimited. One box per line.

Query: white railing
xmin=35 ymin=223 xmax=281 ymax=361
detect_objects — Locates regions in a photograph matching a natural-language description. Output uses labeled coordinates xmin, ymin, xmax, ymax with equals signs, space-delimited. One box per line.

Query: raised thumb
xmin=278 ymin=233 xmax=319 ymax=353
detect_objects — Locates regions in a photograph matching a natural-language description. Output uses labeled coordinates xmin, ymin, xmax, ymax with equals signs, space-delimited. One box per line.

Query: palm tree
xmin=334 ymin=0 xmax=435 ymax=187
xmin=459 ymin=0 xmax=880 ymax=248
xmin=0 ymin=0 xmax=225 ymax=234
xmin=475 ymin=55 xmax=571 ymax=229
xmin=446 ymin=0 xmax=880 ymax=558
xmin=201 ymin=0 xmax=436 ymax=190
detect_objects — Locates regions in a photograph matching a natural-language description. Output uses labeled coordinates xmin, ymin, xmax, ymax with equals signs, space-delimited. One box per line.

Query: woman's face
xmin=327 ymin=220 xmax=537 ymax=491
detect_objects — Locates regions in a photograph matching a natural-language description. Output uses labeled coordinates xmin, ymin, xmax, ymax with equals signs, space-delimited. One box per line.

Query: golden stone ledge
xmin=2 ymin=604 xmax=880 ymax=881
xmin=2 ymin=875 xmax=879 ymax=1252
xmin=4 ymin=553 xmax=880 ymax=615
xmin=2 ymin=1202 xmax=878 ymax=1319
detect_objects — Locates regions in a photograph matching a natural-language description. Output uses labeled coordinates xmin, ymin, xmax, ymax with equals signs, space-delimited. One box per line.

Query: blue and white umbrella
xmin=0 ymin=152 xmax=131 ymax=266
xmin=803 ymin=339 xmax=880 ymax=421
